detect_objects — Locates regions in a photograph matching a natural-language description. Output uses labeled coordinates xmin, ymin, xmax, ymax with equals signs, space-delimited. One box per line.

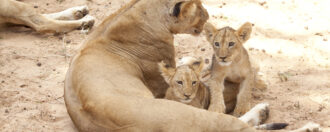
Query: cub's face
xmin=159 ymin=59 xmax=204 ymax=103
xmin=169 ymin=65 xmax=200 ymax=103
xmin=170 ymin=0 xmax=209 ymax=35
xmin=204 ymin=22 xmax=252 ymax=66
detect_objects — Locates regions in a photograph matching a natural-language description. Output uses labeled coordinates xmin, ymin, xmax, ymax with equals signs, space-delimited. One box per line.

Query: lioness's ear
xmin=204 ymin=22 xmax=217 ymax=43
xmin=190 ymin=58 xmax=204 ymax=74
xmin=158 ymin=61 xmax=176 ymax=83
xmin=172 ymin=1 xmax=197 ymax=19
xmin=236 ymin=22 xmax=252 ymax=43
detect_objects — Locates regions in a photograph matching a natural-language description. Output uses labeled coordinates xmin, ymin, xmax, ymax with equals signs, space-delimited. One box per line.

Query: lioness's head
xmin=204 ymin=22 xmax=252 ymax=66
xmin=169 ymin=0 xmax=209 ymax=35
xmin=159 ymin=58 xmax=204 ymax=103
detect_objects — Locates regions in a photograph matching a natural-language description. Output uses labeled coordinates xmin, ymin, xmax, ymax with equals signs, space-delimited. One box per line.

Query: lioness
xmin=0 ymin=0 xmax=94 ymax=33
xmin=159 ymin=57 xmax=210 ymax=109
xmin=64 ymin=0 xmax=261 ymax=131
xmin=204 ymin=22 xmax=255 ymax=116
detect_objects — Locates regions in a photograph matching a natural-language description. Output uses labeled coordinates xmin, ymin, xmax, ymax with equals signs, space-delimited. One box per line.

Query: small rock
xmin=46 ymin=3 xmax=49 ymax=6
xmin=262 ymin=49 xmax=266 ymax=53
xmin=66 ymin=40 xmax=71 ymax=44
xmin=5 ymin=109 xmax=9 ymax=113
xmin=294 ymin=102 xmax=300 ymax=109
xmin=201 ymin=48 xmax=205 ymax=51
xmin=34 ymin=5 xmax=38 ymax=8
xmin=259 ymin=1 xmax=267 ymax=6
xmin=304 ymin=26 xmax=308 ymax=30
xmin=323 ymin=38 xmax=327 ymax=41
xmin=23 ymin=107 xmax=27 ymax=110
xmin=205 ymin=59 xmax=209 ymax=64
xmin=20 ymin=84 xmax=27 ymax=88
xmin=318 ymin=105 xmax=325 ymax=112
xmin=315 ymin=33 xmax=323 ymax=36
xmin=37 ymin=62 xmax=42 ymax=67
xmin=1 ymin=80 xmax=4 ymax=83
xmin=58 ymin=36 xmax=63 ymax=40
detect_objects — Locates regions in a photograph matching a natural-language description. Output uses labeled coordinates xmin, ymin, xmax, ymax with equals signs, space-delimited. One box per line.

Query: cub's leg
xmin=206 ymin=78 xmax=226 ymax=113
xmin=233 ymin=76 xmax=252 ymax=116
xmin=43 ymin=6 xmax=89 ymax=20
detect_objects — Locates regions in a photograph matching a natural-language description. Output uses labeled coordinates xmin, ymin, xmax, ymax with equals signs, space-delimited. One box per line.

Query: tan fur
xmin=204 ymin=22 xmax=255 ymax=116
xmin=159 ymin=58 xmax=210 ymax=109
xmin=64 ymin=0 xmax=257 ymax=131
xmin=0 ymin=0 xmax=94 ymax=33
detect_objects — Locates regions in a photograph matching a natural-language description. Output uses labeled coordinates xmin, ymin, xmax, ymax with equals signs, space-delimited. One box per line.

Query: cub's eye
xmin=214 ymin=42 xmax=220 ymax=47
xmin=192 ymin=81 xmax=197 ymax=85
xmin=229 ymin=42 xmax=235 ymax=47
xmin=176 ymin=81 xmax=183 ymax=85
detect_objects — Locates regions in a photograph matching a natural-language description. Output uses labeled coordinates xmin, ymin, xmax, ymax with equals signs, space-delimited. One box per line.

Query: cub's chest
xmin=225 ymin=65 xmax=245 ymax=83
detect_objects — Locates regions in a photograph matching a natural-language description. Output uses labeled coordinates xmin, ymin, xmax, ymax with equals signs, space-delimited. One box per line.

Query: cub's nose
xmin=194 ymin=29 xmax=201 ymax=34
xmin=184 ymin=94 xmax=191 ymax=98
xmin=219 ymin=57 xmax=227 ymax=60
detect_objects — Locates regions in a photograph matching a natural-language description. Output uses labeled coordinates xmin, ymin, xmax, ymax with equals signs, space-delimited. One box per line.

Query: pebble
xmin=37 ymin=62 xmax=42 ymax=67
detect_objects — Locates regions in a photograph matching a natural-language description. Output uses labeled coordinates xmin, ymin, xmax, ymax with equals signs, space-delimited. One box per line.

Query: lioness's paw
xmin=300 ymin=122 xmax=322 ymax=132
xmin=72 ymin=6 xmax=89 ymax=20
xmin=78 ymin=15 xmax=95 ymax=30
xmin=255 ymin=103 xmax=269 ymax=124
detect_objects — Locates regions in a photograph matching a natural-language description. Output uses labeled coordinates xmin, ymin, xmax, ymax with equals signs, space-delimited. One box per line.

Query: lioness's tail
xmin=255 ymin=123 xmax=289 ymax=130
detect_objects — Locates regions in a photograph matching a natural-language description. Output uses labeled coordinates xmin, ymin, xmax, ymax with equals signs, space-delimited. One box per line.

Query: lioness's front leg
xmin=207 ymin=78 xmax=226 ymax=113
xmin=234 ymin=76 xmax=252 ymax=116
xmin=43 ymin=6 xmax=89 ymax=20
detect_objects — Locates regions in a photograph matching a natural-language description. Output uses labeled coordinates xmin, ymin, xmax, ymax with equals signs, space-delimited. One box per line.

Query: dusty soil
xmin=0 ymin=0 xmax=329 ymax=131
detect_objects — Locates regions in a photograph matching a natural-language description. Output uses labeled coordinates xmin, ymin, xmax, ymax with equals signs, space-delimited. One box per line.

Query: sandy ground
xmin=0 ymin=0 xmax=329 ymax=131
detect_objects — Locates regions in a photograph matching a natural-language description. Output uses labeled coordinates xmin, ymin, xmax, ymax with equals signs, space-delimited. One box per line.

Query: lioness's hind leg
xmin=43 ymin=6 xmax=89 ymax=20
xmin=291 ymin=122 xmax=322 ymax=132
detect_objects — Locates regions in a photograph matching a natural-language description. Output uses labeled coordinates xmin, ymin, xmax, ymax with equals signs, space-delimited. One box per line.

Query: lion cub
xmin=204 ymin=22 xmax=254 ymax=116
xmin=159 ymin=57 xmax=210 ymax=109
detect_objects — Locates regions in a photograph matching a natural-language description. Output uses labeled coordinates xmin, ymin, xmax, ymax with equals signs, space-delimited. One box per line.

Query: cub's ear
xmin=204 ymin=22 xmax=217 ymax=43
xmin=172 ymin=1 xmax=197 ymax=20
xmin=190 ymin=58 xmax=204 ymax=74
xmin=158 ymin=61 xmax=176 ymax=83
xmin=236 ymin=22 xmax=252 ymax=43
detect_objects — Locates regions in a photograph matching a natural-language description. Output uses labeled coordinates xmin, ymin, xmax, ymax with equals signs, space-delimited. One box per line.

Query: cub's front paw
xmin=233 ymin=104 xmax=251 ymax=117
xmin=208 ymin=104 xmax=226 ymax=113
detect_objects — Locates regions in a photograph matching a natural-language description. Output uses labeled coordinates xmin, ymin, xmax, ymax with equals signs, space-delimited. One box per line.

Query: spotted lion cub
xmin=159 ymin=57 xmax=210 ymax=109
xmin=204 ymin=22 xmax=254 ymax=116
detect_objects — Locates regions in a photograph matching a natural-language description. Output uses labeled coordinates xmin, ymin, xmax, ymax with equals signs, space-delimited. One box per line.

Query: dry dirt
xmin=0 ymin=0 xmax=329 ymax=131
